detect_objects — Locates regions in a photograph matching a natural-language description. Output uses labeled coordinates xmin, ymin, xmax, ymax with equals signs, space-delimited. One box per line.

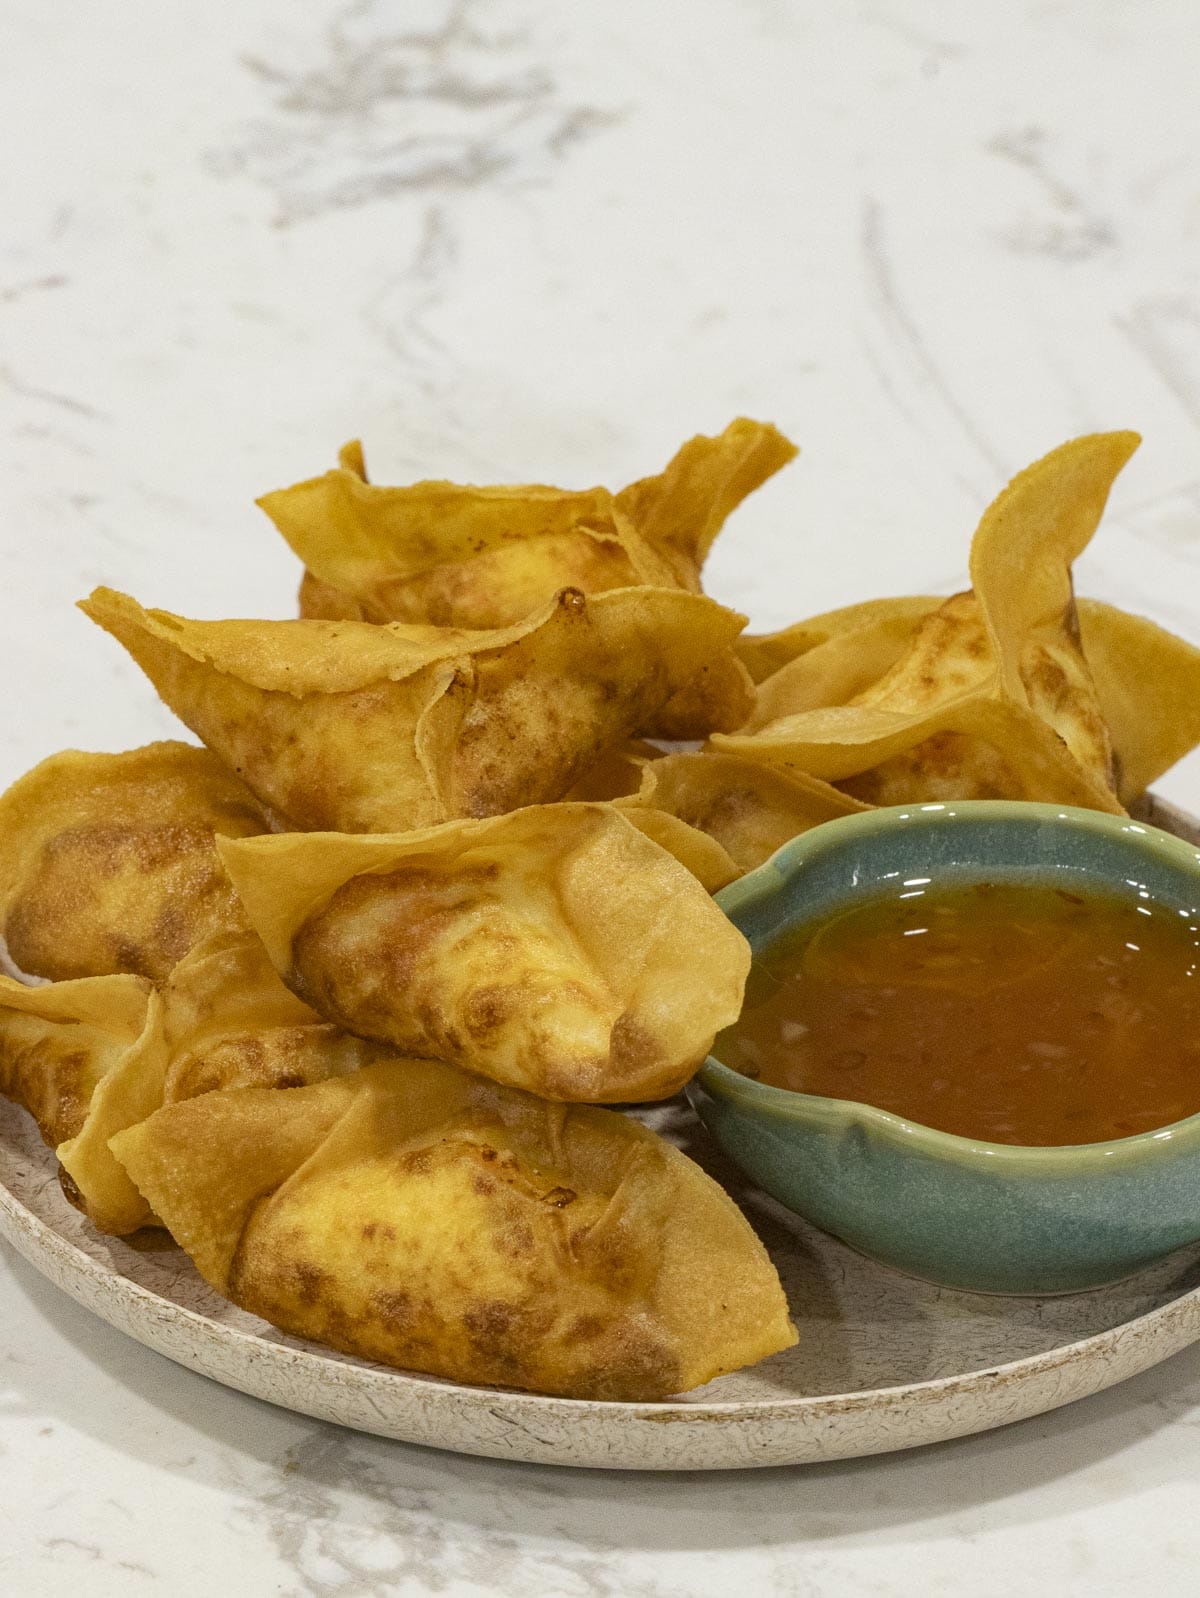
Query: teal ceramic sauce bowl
xmin=688 ymin=801 xmax=1200 ymax=1295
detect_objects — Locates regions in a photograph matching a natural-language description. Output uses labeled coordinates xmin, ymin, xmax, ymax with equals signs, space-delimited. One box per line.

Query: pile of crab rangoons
xmin=1 ymin=420 xmax=1198 ymax=1399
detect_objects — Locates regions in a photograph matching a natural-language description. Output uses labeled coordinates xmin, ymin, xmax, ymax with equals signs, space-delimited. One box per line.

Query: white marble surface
xmin=3 ymin=1 xmax=1200 ymax=1592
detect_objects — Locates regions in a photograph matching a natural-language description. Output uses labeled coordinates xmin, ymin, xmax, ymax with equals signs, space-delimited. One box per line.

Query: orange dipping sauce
xmin=713 ymin=878 xmax=1200 ymax=1146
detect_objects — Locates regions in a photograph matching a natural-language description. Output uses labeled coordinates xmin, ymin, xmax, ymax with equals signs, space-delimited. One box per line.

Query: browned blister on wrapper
xmin=0 ymin=742 xmax=268 ymax=983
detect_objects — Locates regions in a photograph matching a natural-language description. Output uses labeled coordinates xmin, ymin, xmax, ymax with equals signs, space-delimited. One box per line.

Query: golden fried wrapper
xmin=46 ymin=931 xmax=385 ymax=1235
xmin=218 ymin=804 xmax=751 ymax=1102
xmin=616 ymin=751 xmax=869 ymax=874
xmin=647 ymin=650 xmax=756 ymax=740
xmin=716 ymin=435 xmax=1139 ymax=811
xmin=157 ymin=930 xmax=382 ymax=1104
xmin=566 ymin=747 xmax=743 ymax=888
xmin=968 ymin=432 xmax=1139 ymax=789
xmin=0 ymin=972 xmax=151 ymax=1150
xmin=110 ymin=1060 xmax=796 ymax=1399
xmin=0 ymin=743 xmax=268 ymax=983
xmin=301 ymin=581 xmax=752 ymax=741
xmin=743 ymin=588 xmax=1200 ymax=807
xmin=746 ymin=601 xmax=945 ymax=726
xmin=279 ymin=461 xmax=640 ymax=629
xmin=1076 ymin=600 xmax=1200 ymax=805
xmin=834 ymin=694 xmax=1122 ymax=809
xmin=0 ymin=971 xmax=163 ymax=1233
xmin=265 ymin=419 xmax=795 ymax=630
xmin=298 ymin=569 xmax=369 ymax=622
xmin=610 ymin=418 xmax=799 ymax=592
xmin=822 ymin=570 xmax=1118 ymax=809
xmin=618 ymin=808 xmax=741 ymax=893
xmin=572 ymin=744 xmax=858 ymax=883
xmin=735 ymin=596 xmax=944 ymax=684
xmin=81 ymin=586 xmax=749 ymax=833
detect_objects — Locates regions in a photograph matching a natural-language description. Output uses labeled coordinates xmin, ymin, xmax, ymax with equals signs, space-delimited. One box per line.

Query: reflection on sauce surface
xmin=713 ymin=878 xmax=1200 ymax=1146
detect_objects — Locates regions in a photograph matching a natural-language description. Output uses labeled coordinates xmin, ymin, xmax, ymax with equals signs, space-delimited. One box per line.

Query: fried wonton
xmin=716 ymin=434 xmax=1139 ymax=811
xmin=110 ymin=1059 xmax=796 ymax=1399
xmin=739 ymin=596 xmax=1200 ymax=810
xmin=296 ymin=581 xmax=753 ymax=746
xmin=0 ymin=743 xmax=268 ymax=983
xmin=0 ymin=970 xmax=163 ymax=1233
xmin=218 ymin=804 xmax=751 ymax=1102
xmin=81 ymin=586 xmax=750 ymax=833
xmin=264 ymin=420 xmax=796 ymax=629
xmin=616 ymin=751 xmax=870 ymax=874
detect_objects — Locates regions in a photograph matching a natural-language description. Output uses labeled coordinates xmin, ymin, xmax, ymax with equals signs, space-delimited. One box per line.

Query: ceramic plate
xmin=1 ymin=794 xmax=1198 ymax=1474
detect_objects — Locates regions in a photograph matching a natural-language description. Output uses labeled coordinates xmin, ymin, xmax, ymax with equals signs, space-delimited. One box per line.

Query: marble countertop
xmin=4 ymin=1 xmax=1200 ymax=1592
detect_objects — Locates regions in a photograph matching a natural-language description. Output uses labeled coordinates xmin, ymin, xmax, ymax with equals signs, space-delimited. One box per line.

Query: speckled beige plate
xmin=1 ymin=793 xmax=1198 ymax=1473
